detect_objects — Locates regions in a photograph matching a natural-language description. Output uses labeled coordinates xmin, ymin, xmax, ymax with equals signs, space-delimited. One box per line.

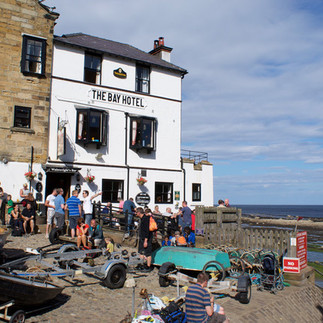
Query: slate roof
xmin=54 ymin=33 xmax=187 ymax=75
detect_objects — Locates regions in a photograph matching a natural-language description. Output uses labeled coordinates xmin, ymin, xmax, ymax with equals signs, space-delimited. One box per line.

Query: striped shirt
xmin=186 ymin=283 xmax=210 ymax=323
xmin=66 ymin=196 xmax=81 ymax=217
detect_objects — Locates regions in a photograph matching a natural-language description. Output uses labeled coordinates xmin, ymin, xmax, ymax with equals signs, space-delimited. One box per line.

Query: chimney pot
xmin=159 ymin=37 xmax=164 ymax=46
xmin=154 ymin=40 xmax=159 ymax=49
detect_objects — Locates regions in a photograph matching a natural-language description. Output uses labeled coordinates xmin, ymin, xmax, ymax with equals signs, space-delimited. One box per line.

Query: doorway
xmin=45 ymin=172 xmax=72 ymax=201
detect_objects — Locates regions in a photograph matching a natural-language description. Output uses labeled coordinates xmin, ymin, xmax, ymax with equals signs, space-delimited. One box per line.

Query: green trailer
xmin=152 ymin=246 xmax=251 ymax=304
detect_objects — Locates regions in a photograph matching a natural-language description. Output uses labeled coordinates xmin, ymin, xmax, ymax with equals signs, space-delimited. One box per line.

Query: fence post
xmin=289 ymin=232 xmax=297 ymax=257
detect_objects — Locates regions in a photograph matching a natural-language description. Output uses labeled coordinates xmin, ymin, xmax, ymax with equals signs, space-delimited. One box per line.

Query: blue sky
xmin=45 ymin=0 xmax=323 ymax=205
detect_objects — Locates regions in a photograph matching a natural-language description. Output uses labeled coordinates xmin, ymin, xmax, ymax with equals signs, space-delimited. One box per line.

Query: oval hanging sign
xmin=135 ymin=192 xmax=150 ymax=206
xmin=113 ymin=68 xmax=127 ymax=79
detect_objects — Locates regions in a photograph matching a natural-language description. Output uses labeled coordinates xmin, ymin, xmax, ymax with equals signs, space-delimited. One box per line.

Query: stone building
xmin=0 ymin=0 xmax=59 ymax=199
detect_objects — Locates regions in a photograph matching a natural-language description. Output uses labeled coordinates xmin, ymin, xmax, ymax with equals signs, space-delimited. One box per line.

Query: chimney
xmin=149 ymin=36 xmax=173 ymax=63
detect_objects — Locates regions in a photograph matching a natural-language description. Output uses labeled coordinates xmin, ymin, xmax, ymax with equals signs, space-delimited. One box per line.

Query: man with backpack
xmin=137 ymin=207 xmax=153 ymax=272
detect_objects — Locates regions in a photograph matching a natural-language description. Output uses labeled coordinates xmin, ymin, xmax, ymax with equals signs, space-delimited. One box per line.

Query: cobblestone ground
xmin=1 ymin=233 xmax=322 ymax=323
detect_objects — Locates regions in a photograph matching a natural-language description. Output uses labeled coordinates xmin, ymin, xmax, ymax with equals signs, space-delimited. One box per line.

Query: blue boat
xmin=152 ymin=247 xmax=231 ymax=271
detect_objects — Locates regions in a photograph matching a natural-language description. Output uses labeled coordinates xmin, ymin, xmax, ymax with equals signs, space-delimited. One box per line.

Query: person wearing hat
xmin=20 ymin=183 xmax=30 ymax=200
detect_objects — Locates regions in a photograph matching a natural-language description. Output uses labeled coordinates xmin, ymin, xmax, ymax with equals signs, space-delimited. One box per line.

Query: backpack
xmin=149 ymin=216 xmax=158 ymax=231
xmin=159 ymin=301 xmax=187 ymax=323
xmin=262 ymin=254 xmax=276 ymax=275
xmin=12 ymin=227 xmax=23 ymax=236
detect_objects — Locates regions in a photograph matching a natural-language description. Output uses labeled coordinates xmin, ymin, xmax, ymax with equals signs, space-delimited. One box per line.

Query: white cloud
xmin=44 ymin=0 xmax=323 ymax=203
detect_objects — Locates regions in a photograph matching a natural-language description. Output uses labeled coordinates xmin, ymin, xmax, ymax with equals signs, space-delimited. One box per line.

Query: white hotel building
xmin=46 ymin=33 xmax=213 ymax=210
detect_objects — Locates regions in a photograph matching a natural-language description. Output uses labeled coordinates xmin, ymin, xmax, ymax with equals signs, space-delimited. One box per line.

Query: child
xmin=6 ymin=194 xmax=14 ymax=225
xmin=175 ymin=231 xmax=187 ymax=246
xmin=184 ymin=226 xmax=195 ymax=247
xmin=162 ymin=235 xmax=171 ymax=246
xmin=105 ymin=236 xmax=114 ymax=253
xmin=169 ymin=230 xmax=176 ymax=246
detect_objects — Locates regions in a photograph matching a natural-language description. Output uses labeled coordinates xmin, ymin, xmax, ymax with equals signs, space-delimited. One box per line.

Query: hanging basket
xmin=136 ymin=177 xmax=147 ymax=186
xmin=24 ymin=171 xmax=36 ymax=181
xmin=85 ymin=175 xmax=95 ymax=183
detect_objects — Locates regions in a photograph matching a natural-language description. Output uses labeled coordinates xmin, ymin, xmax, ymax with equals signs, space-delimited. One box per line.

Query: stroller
xmin=258 ymin=252 xmax=284 ymax=294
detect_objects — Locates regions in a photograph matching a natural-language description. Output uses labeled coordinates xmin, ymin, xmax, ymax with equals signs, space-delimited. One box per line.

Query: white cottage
xmin=46 ymin=33 xmax=213 ymax=210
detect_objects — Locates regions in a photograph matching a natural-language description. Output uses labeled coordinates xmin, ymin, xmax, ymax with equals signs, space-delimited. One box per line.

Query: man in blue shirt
xmin=54 ymin=188 xmax=65 ymax=231
xmin=123 ymin=198 xmax=136 ymax=238
xmin=186 ymin=272 xmax=228 ymax=323
xmin=66 ymin=189 xmax=82 ymax=238
xmin=179 ymin=201 xmax=192 ymax=233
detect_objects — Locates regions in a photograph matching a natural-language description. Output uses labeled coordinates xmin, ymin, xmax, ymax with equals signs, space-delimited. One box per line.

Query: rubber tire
xmin=202 ymin=261 xmax=226 ymax=281
xmin=158 ymin=262 xmax=176 ymax=287
xmin=103 ymin=264 xmax=127 ymax=289
xmin=9 ymin=310 xmax=25 ymax=323
xmin=239 ymin=279 xmax=252 ymax=304
xmin=49 ymin=228 xmax=61 ymax=244
xmin=229 ymin=256 xmax=246 ymax=278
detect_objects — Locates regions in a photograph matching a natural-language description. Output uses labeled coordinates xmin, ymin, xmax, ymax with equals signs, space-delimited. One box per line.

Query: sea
xmin=234 ymin=204 xmax=323 ymax=220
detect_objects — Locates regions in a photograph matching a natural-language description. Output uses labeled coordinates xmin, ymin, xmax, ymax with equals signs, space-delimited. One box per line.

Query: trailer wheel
xmin=104 ymin=264 xmax=126 ymax=289
xmin=49 ymin=228 xmax=61 ymax=244
xmin=9 ymin=310 xmax=25 ymax=323
xmin=202 ymin=261 xmax=226 ymax=281
xmin=159 ymin=262 xmax=176 ymax=287
xmin=239 ymin=280 xmax=252 ymax=304
xmin=229 ymin=256 xmax=246 ymax=278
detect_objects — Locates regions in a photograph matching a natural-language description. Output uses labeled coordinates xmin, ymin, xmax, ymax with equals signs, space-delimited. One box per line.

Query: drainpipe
xmin=125 ymin=113 xmax=130 ymax=200
xmin=30 ymin=146 xmax=34 ymax=191
xmin=181 ymin=157 xmax=186 ymax=201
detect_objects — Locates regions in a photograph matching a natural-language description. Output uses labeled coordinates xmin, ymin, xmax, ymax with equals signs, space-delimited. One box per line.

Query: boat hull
xmin=0 ymin=272 xmax=64 ymax=306
xmin=152 ymin=246 xmax=231 ymax=271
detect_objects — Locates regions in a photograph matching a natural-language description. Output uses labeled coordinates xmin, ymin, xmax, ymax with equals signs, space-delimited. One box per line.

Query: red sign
xmin=296 ymin=231 xmax=307 ymax=270
xmin=283 ymin=257 xmax=300 ymax=273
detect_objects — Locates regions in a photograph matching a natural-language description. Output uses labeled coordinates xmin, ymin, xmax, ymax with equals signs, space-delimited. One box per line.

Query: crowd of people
xmin=1 ymin=184 xmax=230 ymax=321
xmin=0 ymin=183 xmax=38 ymax=235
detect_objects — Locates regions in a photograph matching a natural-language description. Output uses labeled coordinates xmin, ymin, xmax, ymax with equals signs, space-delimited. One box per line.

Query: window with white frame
xmin=84 ymin=53 xmax=101 ymax=84
xmin=102 ymin=179 xmax=123 ymax=203
xmin=155 ymin=182 xmax=173 ymax=204
xmin=21 ymin=35 xmax=46 ymax=75
xmin=192 ymin=183 xmax=201 ymax=202
xmin=136 ymin=64 xmax=150 ymax=93
xmin=76 ymin=108 xmax=108 ymax=146
xmin=130 ymin=116 xmax=155 ymax=151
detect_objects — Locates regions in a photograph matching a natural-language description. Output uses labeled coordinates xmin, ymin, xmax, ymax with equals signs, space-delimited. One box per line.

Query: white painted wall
xmin=0 ymin=162 xmax=45 ymax=202
xmin=52 ymin=44 xmax=182 ymax=101
xmin=183 ymin=161 xmax=214 ymax=207
xmin=49 ymin=79 xmax=181 ymax=170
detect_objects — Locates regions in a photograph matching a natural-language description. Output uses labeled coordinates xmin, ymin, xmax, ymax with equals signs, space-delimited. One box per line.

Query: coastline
xmin=242 ymin=215 xmax=323 ymax=230
xmin=242 ymin=215 xmax=323 ymax=246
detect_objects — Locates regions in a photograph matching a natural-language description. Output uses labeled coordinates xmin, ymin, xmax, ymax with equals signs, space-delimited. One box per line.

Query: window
xmin=102 ymin=179 xmax=123 ymax=203
xmin=155 ymin=182 xmax=173 ymax=204
xmin=136 ymin=65 xmax=150 ymax=93
xmin=21 ymin=35 xmax=46 ymax=75
xmin=84 ymin=53 xmax=101 ymax=84
xmin=76 ymin=109 xmax=108 ymax=146
xmin=130 ymin=116 xmax=155 ymax=151
xmin=192 ymin=183 xmax=201 ymax=202
xmin=14 ymin=106 xmax=31 ymax=128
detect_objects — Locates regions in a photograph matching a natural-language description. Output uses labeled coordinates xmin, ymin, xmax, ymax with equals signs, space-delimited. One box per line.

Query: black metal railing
xmin=181 ymin=149 xmax=208 ymax=163
xmin=92 ymin=202 xmax=171 ymax=238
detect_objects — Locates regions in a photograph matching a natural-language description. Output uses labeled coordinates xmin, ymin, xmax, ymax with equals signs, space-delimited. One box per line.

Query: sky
xmin=44 ymin=0 xmax=323 ymax=205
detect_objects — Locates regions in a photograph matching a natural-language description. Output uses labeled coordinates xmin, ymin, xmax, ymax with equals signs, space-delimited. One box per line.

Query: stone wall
xmin=0 ymin=0 xmax=58 ymax=164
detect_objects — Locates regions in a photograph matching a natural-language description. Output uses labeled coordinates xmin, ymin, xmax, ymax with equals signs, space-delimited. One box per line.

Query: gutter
xmin=181 ymin=157 xmax=186 ymax=201
xmin=125 ymin=113 xmax=130 ymax=199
